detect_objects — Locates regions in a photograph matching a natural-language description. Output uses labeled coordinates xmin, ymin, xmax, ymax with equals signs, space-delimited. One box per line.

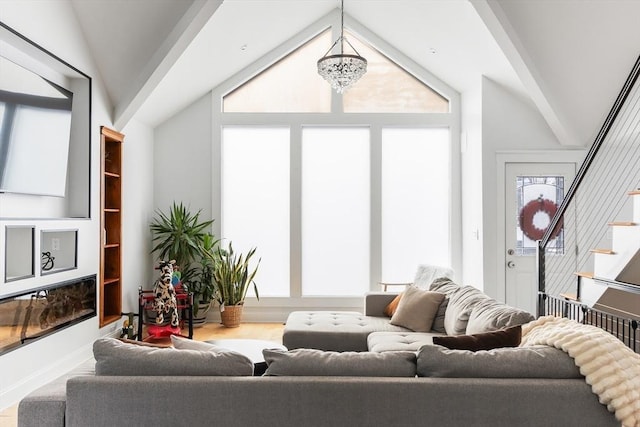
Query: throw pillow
xmin=93 ymin=337 xmax=253 ymax=376
xmin=442 ymin=284 xmax=489 ymax=335
xmin=383 ymin=293 xmax=402 ymax=317
xmin=416 ymin=344 xmax=583 ymax=378
xmin=389 ymin=286 xmax=445 ymax=332
xmin=465 ymin=301 xmax=534 ymax=335
xmin=432 ymin=325 xmax=521 ymax=351
xmin=430 ymin=296 xmax=449 ymax=333
xmin=263 ymin=348 xmax=416 ymax=377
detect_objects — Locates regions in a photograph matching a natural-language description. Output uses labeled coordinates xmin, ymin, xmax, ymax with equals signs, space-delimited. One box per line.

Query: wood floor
xmin=0 ymin=322 xmax=284 ymax=427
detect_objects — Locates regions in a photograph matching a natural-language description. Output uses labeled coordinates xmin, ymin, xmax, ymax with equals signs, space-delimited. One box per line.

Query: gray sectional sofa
xmin=18 ymin=277 xmax=620 ymax=427
xmin=283 ymin=277 xmax=535 ymax=352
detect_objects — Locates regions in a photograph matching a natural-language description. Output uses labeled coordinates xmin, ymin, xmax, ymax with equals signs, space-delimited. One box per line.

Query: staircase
xmin=537 ymin=56 xmax=640 ymax=353
xmin=566 ymin=191 xmax=640 ymax=318
xmin=545 ymin=191 xmax=640 ymax=353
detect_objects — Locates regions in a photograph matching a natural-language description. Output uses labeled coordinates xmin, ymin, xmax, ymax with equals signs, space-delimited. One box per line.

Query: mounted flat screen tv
xmin=0 ymin=21 xmax=90 ymax=201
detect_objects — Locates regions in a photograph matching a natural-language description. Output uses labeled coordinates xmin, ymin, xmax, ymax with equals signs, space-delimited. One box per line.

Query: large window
xmin=381 ymin=128 xmax=450 ymax=283
xmin=302 ymin=127 xmax=370 ymax=296
xmin=222 ymin=127 xmax=290 ymax=297
xmin=214 ymin=15 xmax=457 ymax=302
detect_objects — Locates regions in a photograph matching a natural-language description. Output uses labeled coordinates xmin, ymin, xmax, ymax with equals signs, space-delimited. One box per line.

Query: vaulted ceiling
xmin=70 ymin=0 xmax=640 ymax=147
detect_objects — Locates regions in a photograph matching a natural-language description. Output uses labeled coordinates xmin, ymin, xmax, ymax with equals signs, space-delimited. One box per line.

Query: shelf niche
xmin=100 ymin=127 xmax=124 ymax=327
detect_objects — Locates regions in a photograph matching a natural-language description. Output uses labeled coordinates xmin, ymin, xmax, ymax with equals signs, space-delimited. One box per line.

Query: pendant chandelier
xmin=317 ymin=0 xmax=367 ymax=93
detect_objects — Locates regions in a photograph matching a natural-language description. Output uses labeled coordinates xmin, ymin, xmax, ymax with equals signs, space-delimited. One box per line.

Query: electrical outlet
xmin=51 ymin=238 xmax=60 ymax=251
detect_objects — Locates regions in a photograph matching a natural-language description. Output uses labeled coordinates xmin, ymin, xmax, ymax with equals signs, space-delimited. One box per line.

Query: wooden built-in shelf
xmin=100 ymin=126 xmax=124 ymax=327
xmin=607 ymin=221 xmax=637 ymax=226
xmin=589 ymin=248 xmax=616 ymax=255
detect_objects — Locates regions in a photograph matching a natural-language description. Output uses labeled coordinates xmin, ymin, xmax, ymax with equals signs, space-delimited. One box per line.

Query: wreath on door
xmin=519 ymin=197 xmax=562 ymax=241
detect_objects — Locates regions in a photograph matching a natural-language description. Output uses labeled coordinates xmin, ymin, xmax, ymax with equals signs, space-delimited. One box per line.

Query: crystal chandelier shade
xmin=317 ymin=0 xmax=367 ymax=94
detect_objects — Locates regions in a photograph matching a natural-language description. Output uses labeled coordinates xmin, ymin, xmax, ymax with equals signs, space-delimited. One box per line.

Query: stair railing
xmin=536 ymin=55 xmax=640 ymax=352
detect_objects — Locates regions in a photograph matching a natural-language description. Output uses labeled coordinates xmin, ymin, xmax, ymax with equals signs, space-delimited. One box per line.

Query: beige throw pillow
xmin=389 ymin=286 xmax=445 ymax=332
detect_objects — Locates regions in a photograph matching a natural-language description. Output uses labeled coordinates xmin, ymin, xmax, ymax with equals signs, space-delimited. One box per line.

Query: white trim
xmin=495 ymin=150 xmax=586 ymax=302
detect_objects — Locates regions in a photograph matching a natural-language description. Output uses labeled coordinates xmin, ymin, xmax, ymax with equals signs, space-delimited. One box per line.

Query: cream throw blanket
xmin=521 ymin=316 xmax=640 ymax=427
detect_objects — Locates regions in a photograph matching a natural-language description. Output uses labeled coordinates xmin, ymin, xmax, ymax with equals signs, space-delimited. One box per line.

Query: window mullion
xmin=370 ymin=124 xmax=382 ymax=291
xmin=290 ymin=124 xmax=302 ymax=298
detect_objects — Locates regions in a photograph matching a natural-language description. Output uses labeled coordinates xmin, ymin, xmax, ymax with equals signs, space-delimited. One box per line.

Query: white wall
xmin=153 ymin=93 xmax=213 ymax=220
xmin=120 ymin=121 xmax=155 ymax=311
xmin=460 ymin=83 xmax=484 ymax=289
xmin=0 ymin=1 xmax=154 ymax=410
xmin=480 ymin=76 xmax=565 ymax=300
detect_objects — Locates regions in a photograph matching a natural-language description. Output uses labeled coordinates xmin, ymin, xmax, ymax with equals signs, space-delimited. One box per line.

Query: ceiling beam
xmin=471 ymin=0 xmax=582 ymax=147
xmin=113 ymin=0 xmax=222 ymax=130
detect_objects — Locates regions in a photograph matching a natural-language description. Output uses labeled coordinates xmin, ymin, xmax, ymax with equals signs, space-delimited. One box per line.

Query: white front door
xmin=504 ymin=162 xmax=576 ymax=315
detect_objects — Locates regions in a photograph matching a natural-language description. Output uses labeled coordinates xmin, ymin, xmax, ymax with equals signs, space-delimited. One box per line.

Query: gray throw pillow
xmin=466 ymin=300 xmax=535 ymax=335
xmin=431 ymin=297 xmax=449 ymax=333
xmin=93 ymin=337 xmax=253 ymax=376
xmin=429 ymin=277 xmax=461 ymax=296
xmin=389 ymin=286 xmax=445 ymax=332
xmin=416 ymin=344 xmax=583 ymax=378
xmin=263 ymin=348 xmax=417 ymax=377
xmin=443 ymin=285 xmax=489 ymax=335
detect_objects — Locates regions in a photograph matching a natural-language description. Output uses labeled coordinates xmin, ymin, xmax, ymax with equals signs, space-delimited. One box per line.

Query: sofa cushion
xmin=263 ymin=348 xmax=417 ymax=377
xmin=283 ymin=311 xmax=410 ymax=352
xmin=432 ymin=325 xmax=521 ymax=351
xmin=416 ymin=344 xmax=583 ymax=378
xmin=466 ymin=300 xmax=534 ymax=334
xmin=442 ymin=285 xmax=489 ymax=335
xmin=93 ymin=337 xmax=253 ymax=376
xmin=367 ymin=331 xmax=445 ymax=352
xmin=390 ymin=286 xmax=445 ymax=332
xmin=170 ymin=335 xmax=250 ymax=356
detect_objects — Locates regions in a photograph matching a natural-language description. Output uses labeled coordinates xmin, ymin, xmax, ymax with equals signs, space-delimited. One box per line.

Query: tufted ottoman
xmin=283 ymin=311 xmax=409 ymax=352
xmin=367 ymin=331 xmax=445 ymax=353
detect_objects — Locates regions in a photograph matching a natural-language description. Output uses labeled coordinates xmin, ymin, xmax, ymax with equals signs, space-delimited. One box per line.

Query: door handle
xmin=507 ymin=261 xmax=516 ymax=269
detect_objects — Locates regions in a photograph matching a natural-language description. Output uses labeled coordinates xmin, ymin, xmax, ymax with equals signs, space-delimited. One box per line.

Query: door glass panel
xmin=515 ymin=176 xmax=564 ymax=256
xmin=301 ymin=127 xmax=370 ymax=296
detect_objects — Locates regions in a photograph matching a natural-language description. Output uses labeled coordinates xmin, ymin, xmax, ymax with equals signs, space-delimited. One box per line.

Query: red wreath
xmin=519 ymin=198 xmax=563 ymax=241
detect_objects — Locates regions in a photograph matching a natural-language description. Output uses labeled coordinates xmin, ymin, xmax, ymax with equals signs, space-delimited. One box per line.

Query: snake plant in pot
xmin=211 ymin=241 xmax=260 ymax=328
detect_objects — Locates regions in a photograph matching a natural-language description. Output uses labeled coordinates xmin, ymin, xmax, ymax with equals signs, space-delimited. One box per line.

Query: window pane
xmin=302 ymin=127 xmax=370 ymax=296
xmin=381 ymin=128 xmax=450 ymax=283
xmin=223 ymin=30 xmax=332 ymax=113
xmin=222 ymin=127 xmax=290 ymax=297
xmin=343 ymin=31 xmax=449 ymax=113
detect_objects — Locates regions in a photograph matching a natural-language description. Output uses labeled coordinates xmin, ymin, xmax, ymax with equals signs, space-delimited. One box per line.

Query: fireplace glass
xmin=0 ymin=275 xmax=96 ymax=355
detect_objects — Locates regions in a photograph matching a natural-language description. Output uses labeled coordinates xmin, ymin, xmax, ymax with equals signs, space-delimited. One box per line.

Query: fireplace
xmin=0 ymin=275 xmax=96 ymax=355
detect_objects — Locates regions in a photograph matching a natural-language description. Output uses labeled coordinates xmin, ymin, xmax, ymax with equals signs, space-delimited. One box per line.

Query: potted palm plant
xmin=150 ymin=202 xmax=216 ymax=322
xmin=210 ymin=241 xmax=260 ymax=328
xmin=189 ymin=233 xmax=219 ymax=325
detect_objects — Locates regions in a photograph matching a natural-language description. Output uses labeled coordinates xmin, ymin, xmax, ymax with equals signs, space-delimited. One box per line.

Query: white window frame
xmin=210 ymin=10 xmax=461 ymax=320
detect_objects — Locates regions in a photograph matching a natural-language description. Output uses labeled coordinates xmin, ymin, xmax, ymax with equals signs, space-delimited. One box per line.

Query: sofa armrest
xmin=364 ymin=292 xmax=399 ymax=316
